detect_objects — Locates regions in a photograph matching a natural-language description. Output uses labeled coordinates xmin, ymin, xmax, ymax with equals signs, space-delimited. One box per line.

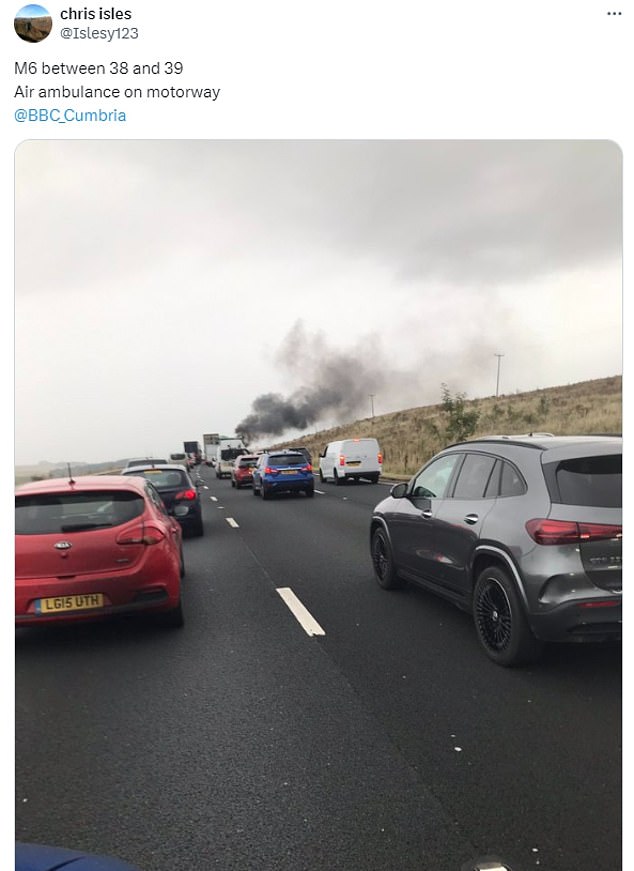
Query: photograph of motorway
xmin=14 ymin=141 xmax=622 ymax=871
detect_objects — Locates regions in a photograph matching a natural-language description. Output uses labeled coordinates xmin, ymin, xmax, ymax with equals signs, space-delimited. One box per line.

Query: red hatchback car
xmin=231 ymin=454 xmax=259 ymax=489
xmin=15 ymin=475 xmax=184 ymax=628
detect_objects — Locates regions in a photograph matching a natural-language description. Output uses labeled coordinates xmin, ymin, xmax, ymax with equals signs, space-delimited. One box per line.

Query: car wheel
xmin=371 ymin=474 xmax=380 ymax=484
xmin=252 ymin=484 xmax=259 ymax=496
xmin=319 ymin=469 xmax=324 ymax=482
xmin=179 ymin=547 xmax=186 ymax=579
xmin=191 ymin=517 xmax=204 ymax=537
xmin=231 ymin=479 xmax=236 ymax=487
xmin=305 ymin=486 xmax=314 ymax=497
xmin=334 ymin=469 xmax=342 ymax=486
xmin=473 ymin=566 xmax=543 ymax=667
xmin=261 ymin=484 xmax=270 ymax=500
xmin=155 ymin=598 xmax=184 ymax=628
xmin=370 ymin=527 xmax=403 ymax=589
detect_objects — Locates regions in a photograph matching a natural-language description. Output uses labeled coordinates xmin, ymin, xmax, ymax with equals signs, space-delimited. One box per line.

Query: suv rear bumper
xmin=263 ymin=477 xmax=313 ymax=493
xmin=529 ymin=596 xmax=621 ymax=642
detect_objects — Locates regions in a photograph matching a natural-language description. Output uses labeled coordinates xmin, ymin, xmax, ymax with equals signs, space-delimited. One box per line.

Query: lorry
xmin=183 ymin=441 xmax=202 ymax=465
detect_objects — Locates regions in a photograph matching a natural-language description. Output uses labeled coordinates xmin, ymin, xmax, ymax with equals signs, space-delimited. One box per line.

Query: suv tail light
xmin=339 ymin=455 xmax=345 ymax=466
xmin=116 ymin=523 xmax=167 ymax=546
xmin=526 ymin=519 xmax=622 ymax=545
xmin=175 ymin=489 xmax=196 ymax=501
xmin=304 ymin=463 xmax=313 ymax=472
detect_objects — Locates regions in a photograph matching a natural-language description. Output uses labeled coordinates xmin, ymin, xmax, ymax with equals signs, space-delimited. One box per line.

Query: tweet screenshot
xmin=6 ymin=2 xmax=629 ymax=870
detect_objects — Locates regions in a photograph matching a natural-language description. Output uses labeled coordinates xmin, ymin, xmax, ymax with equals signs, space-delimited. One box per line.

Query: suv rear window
xmin=544 ymin=454 xmax=622 ymax=507
xmin=238 ymin=458 xmax=258 ymax=468
xmin=15 ymin=491 xmax=145 ymax=535
xmin=269 ymin=454 xmax=306 ymax=467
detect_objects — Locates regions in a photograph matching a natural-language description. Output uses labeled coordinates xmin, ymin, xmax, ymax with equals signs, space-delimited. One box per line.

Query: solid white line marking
xmin=276 ymin=587 xmax=325 ymax=636
xmin=226 ymin=517 xmax=239 ymax=528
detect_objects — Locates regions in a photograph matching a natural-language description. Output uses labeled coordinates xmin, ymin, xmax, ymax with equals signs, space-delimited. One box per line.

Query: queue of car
xmin=15 ymin=432 xmax=622 ymax=668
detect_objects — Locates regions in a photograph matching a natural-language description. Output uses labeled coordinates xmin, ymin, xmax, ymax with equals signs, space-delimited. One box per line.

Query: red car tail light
xmin=304 ymin=463 xmax=313 ymax=472
xmin=116 ymin=524 xmax=167 ymax=546
xmin=175 ymin=489 xmax=197 ymax=500
xmin=526 ymin=519 xmax=622 ymax=545
xmin=339 ymin=455 xmax=345 ymax=466
xmin=378 ymin=452 xmax=383 ymax=464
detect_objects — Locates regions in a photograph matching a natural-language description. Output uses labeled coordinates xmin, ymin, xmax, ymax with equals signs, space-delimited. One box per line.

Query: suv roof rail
xmin=510 ymin=432 xmax=555 ymax=438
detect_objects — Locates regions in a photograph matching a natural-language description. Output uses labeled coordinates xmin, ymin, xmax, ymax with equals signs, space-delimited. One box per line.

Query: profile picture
xmin=14 ymin=3 xmax=52 ymax=42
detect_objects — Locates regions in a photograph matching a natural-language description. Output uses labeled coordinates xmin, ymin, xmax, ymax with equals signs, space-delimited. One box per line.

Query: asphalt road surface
xmin=15 ymin=466 xmax=622 ymax=871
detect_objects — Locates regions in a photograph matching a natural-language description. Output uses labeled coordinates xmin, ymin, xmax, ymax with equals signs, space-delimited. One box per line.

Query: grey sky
xmin=14 ymin=140 xmax=622 ymax=465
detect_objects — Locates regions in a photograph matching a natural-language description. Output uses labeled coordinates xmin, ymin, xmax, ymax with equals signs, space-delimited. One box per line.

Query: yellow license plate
xmin=35 ymin=594 xmax=105 ymax=614
xmin=281 ymin=470 xmax=298 ymax=475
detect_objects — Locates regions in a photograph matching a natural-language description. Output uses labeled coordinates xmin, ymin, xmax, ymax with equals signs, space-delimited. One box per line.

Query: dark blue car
xmin=252 ymin=451 xmax=314 ymax=499
xmin=15 ymin=842 xmax=142 ymax=871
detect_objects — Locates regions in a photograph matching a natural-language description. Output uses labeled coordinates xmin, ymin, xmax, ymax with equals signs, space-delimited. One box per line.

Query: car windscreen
xmin=268 ymin=454 xmax=305 ymax=467
xmin=544 ymin=454 xmax=622 ymax=507
xmin=15 ymin=490 xmax=145 ymax=534
xmin=126 ymin=469 xmax=189 ymax=490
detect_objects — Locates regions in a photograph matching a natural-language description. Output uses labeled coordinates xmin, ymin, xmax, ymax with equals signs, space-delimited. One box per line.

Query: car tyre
xmin=319 ymin=469 xmax=324 ymax=482
xmin=261 ymin=484 xmax=270 ymax=500
xmin=191 ymin=517 xmax=204 ymax=537
xmin=334 ymin=469 xmax=342 ymax=486
xmin=371 ymin=527 xmax=403 ymax=590
xmin=231 ymin=479 xmax=236 ymax=488
xmin=305 ymin=486 xmax=314 ymax=498
xmin=473 ymin=566 xmax=542 ymax=667
xmin=179 ymin=547 xmax=186 ymax=579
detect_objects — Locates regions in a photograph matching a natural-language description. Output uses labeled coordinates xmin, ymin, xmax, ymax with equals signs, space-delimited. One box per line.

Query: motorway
xmin=15 ymin=466 xmax=621 ymax=871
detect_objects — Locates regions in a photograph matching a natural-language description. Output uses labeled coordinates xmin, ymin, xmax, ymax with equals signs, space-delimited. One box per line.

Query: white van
xmin=318 ymin=438 xmax=382 ymax=485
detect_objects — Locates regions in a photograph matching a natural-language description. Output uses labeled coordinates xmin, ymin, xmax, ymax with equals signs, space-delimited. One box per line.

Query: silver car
xmin=370 ymin=434 xmax=622 ymax=666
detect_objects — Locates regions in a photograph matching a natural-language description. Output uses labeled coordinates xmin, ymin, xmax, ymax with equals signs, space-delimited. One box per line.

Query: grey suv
xmin=370 ymin=435 xmax=622 ymax=666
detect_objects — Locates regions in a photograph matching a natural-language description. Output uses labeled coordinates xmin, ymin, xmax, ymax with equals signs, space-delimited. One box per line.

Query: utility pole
xmin=494 ymin=354 xmax=504 ymax=397
xmin=369 ymin=394 xmax=375 ymax=418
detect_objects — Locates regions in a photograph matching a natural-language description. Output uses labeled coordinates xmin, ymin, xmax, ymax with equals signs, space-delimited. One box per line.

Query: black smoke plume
xmin=235 ymin=320 xmax=500 ymax=441
xmin=235 ymin=322 xmax=394 ymax=440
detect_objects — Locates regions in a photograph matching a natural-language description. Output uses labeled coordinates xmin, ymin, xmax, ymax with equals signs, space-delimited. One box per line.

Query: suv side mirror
xmin=390 ymin=482 xmax=407 ymax=499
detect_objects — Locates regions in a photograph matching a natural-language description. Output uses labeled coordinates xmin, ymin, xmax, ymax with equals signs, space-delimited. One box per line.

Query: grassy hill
xmin=269 ymin=375 xmax=622 ymax=477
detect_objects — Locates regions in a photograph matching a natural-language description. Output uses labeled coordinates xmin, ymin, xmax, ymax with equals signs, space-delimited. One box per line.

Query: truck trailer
xmin=183 ymin=441 xmax=202 ymax=465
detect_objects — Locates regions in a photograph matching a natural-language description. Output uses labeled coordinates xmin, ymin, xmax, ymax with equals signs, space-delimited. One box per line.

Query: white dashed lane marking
xmin=276 ymin=587 xmax=325 ymax=637
xmin=226 ymin=518 xmax=239 ymax=528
